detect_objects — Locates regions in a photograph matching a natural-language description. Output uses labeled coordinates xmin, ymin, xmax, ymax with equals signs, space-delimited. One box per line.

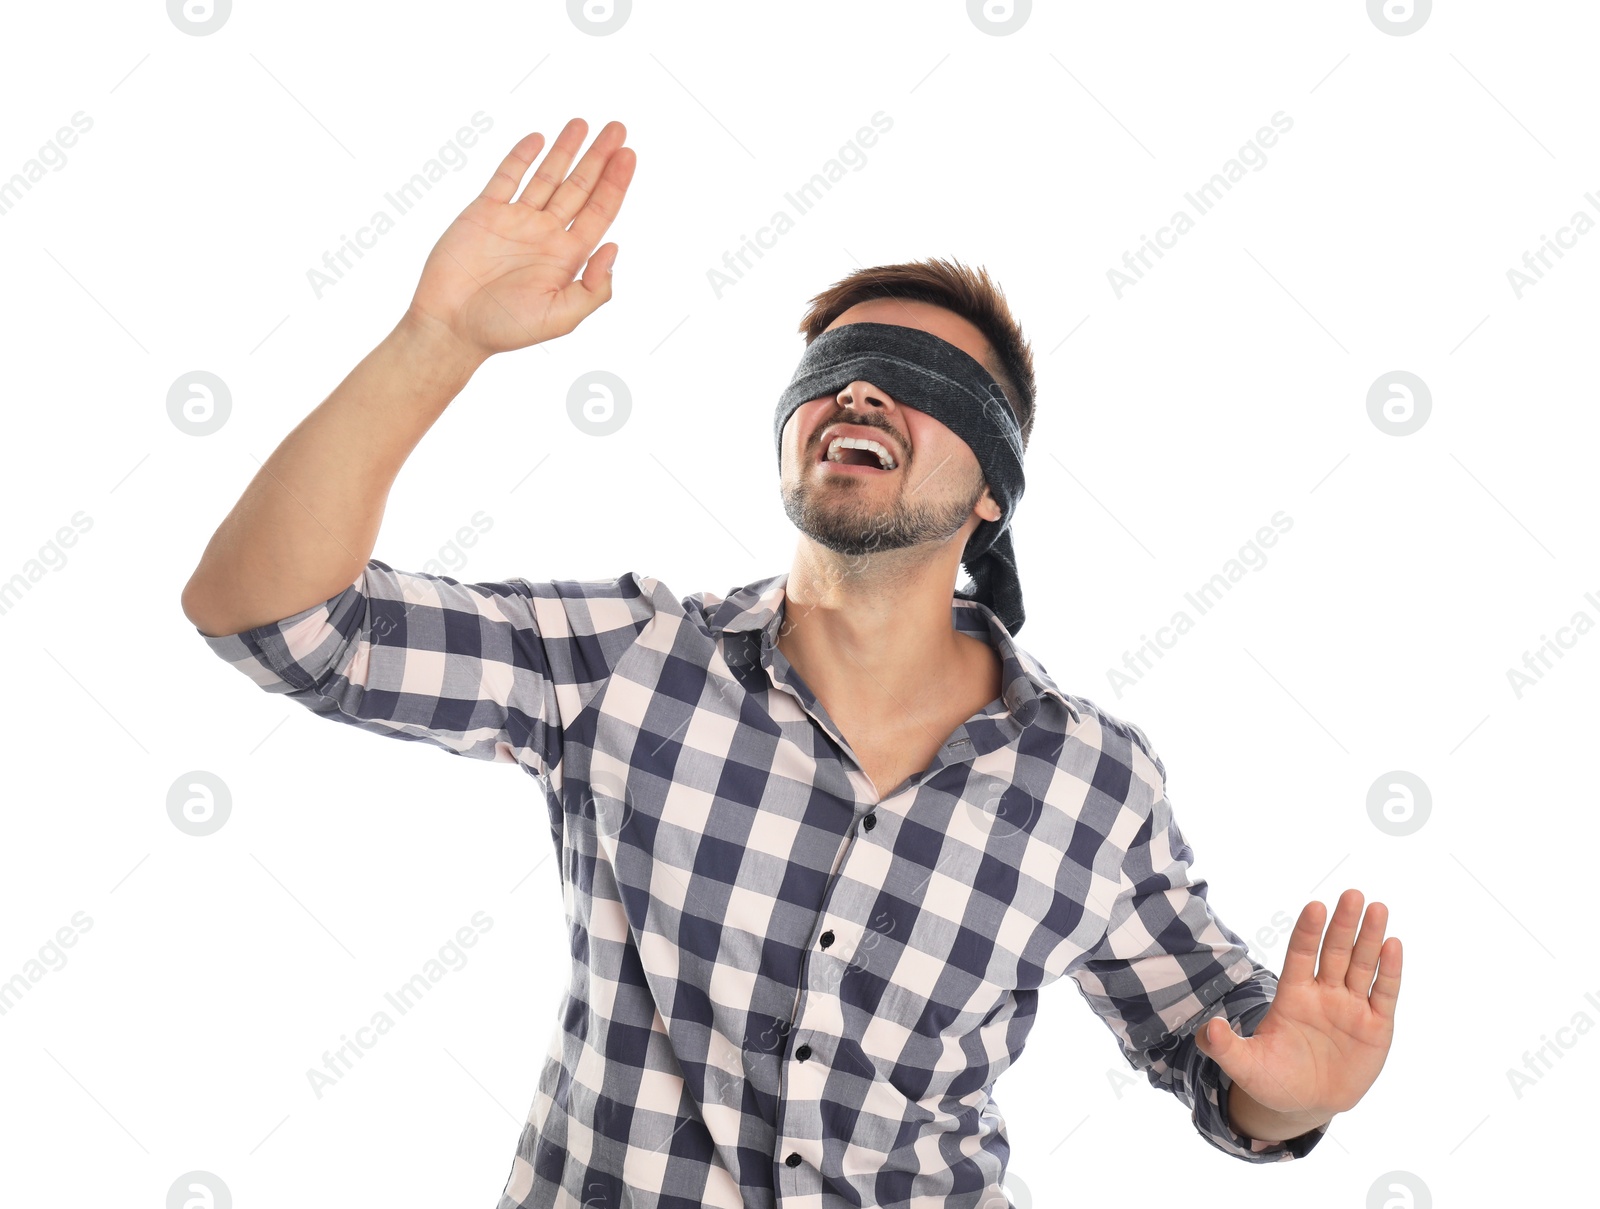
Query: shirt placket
xmin=757 ymin=627 xmax=1009 ymax=1198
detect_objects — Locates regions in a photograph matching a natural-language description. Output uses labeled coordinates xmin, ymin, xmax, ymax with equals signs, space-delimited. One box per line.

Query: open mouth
xmin=817 ymin=434 xmax=898 ymax=473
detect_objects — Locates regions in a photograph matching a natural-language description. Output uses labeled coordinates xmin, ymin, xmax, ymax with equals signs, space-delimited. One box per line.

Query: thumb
xmin=1194 ymin=1014 xmax=1245 ymax=1073
xmin=546 ymin=243 xmax=618 ymax=336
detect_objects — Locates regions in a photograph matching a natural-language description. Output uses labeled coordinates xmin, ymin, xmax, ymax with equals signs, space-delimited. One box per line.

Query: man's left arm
xmin=1063 ymin=724 xmax=1401 ymax=1162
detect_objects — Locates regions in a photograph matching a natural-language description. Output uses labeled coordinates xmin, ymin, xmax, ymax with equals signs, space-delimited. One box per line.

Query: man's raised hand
xmin=1195 ymin=887 xmax=1401 ymax=1131
xmin=404 ymin=118 xmax=636 ymax=361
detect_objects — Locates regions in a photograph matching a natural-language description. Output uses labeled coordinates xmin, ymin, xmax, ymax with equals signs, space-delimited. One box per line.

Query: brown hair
xmin=795 ymin=257 xmax=1037 ymax=452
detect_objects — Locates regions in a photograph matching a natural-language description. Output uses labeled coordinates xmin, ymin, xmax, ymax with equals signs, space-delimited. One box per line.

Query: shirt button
xmin=863 ymin=813 xmax=877 ymax=831
xmin=819 ymin=930 xmax=835 ymax=949
xmin=795 ymin=1043 xmax=812 ymax=1061
xmin=786 ymin=1152 xmax=802 ymax=1168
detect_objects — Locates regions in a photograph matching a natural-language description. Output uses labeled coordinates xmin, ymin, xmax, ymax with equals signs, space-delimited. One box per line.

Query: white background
xmin=0 ymin=1 xmax=1590 ymax=1205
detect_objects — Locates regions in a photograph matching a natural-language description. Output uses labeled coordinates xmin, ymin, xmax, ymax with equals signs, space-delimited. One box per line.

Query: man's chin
xmin=789 ymin=517 xmax=896 ymax=559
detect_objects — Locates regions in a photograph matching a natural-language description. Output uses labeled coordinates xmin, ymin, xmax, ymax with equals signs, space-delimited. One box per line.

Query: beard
xmin=779 ymin=461 xmax=987 ymax=558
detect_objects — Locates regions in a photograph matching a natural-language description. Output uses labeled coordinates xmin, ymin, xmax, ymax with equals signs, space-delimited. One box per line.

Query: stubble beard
xmin=780 ymin=461 xmax=986 ymax=559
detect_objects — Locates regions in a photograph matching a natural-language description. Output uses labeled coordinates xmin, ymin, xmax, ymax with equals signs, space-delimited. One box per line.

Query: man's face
xmin=778 ymin=298 xmax=1002 ymax=559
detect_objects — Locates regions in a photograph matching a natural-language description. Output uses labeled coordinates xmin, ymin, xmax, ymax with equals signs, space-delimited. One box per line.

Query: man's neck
xmin=774 ymin=547 xmax=991 ymax=727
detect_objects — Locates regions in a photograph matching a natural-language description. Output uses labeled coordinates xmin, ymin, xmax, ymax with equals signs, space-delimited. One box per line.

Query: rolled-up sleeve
xmin=194 ymin=558 xmax=656 ymax=789
xmin=1066 ymin=728 xmax=1328 ymax=1162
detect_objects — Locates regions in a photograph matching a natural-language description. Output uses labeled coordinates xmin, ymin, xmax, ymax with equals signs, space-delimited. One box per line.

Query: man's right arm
xmin=180 ymin=116 xmax=636 ymax=637
xmin=180 ymin=311 xmax=483 ymax=637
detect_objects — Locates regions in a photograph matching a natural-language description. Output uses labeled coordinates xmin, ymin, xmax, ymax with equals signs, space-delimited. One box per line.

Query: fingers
xmin=479 ymin=131 xmax=547 ymax=204
xmin=542 ymin=120 xmax=629 ymax=227
xmin=1368 ymin=936 xmax=1403 ymax=1021
xmin=567 ymin=144 xmax=637 ymax=254
xmin=514 ymin=117 xmax=593 ymax=210
xmin=1278 ymin=899 xmax=1327 ymax=986
xmin=1314 ymin=888 xmax=1365 ymax=988
xmin=1343 ymin=899 xmax=1389 ymax=995
xmin=476 ymin=119 xmax=632 ymax=218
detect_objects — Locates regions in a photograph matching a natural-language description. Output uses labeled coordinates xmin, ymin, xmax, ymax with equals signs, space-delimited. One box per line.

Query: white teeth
xmin=825 ymin=436 xmax=897 ymax=469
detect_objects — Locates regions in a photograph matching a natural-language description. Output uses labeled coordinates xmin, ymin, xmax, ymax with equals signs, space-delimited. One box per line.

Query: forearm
xmin=182 ymin=308 xmax=486 ymax=636
xmin=1225 ymin=1079 xmax=1334 ymax=1143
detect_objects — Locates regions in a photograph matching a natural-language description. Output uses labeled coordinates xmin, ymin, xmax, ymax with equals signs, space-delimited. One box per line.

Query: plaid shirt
xmin=198 ymin=559 xmax=1327 ymax=1208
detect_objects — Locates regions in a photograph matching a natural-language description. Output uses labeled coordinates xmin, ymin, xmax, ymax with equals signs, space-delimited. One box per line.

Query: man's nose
xmin=837 ymin=380 xmax=895 ymax=411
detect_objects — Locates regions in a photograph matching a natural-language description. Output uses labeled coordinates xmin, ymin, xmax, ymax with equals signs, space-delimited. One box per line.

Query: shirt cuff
xmin=1213 ymin=1067 xmax=1330 ymax=1159
xmin=195 ymin=581 xmax=361 ymax=693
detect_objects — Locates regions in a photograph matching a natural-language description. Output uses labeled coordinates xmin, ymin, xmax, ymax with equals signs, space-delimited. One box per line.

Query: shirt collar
xmin=704 ymin=572 xmax=1080 ymax=729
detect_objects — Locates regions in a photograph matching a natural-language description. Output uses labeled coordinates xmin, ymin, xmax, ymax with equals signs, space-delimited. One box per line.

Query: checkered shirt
xmin=197 ymin=559 xmax=1327 ymax=1208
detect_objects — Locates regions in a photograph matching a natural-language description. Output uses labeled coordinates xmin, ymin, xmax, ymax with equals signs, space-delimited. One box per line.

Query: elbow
xmin=181 ymin=575 xmax=228 ymax=638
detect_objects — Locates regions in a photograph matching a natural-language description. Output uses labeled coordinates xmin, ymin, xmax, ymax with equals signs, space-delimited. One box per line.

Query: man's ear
xmin=977 ymin=485 xmax=1003 ymax=523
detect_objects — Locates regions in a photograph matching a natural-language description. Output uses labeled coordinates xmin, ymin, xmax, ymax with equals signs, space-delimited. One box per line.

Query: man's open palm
xmin=1195 ymin=888 xmax=1402 ymax=1119
xmin=407 ymin=117 xmax=637 ymax=360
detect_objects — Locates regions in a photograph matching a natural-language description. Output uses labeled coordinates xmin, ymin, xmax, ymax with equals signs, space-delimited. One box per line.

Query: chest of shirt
xmin=553 ymin=618 xmax=1139 ymax=1038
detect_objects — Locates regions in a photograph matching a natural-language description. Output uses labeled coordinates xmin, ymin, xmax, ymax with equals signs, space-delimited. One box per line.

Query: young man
xmin=183 ymin=118 xmax=1402 ymax=1209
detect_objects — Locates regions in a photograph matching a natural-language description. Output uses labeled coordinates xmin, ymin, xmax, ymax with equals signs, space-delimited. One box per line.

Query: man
xmin=183 ymin=118 xmax=1402 ymax=1209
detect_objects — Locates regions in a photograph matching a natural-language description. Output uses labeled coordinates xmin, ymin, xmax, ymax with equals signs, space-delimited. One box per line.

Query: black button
xmin=795 ymin=1043 xmax=812 ymax=1061
xmin=785 ymin=1152 xmax=802 ymax=1168
xmin=863 ymin=814 xmax=877 ymax=831
xmin=819 ymin=930 xmax=834 ymax=949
